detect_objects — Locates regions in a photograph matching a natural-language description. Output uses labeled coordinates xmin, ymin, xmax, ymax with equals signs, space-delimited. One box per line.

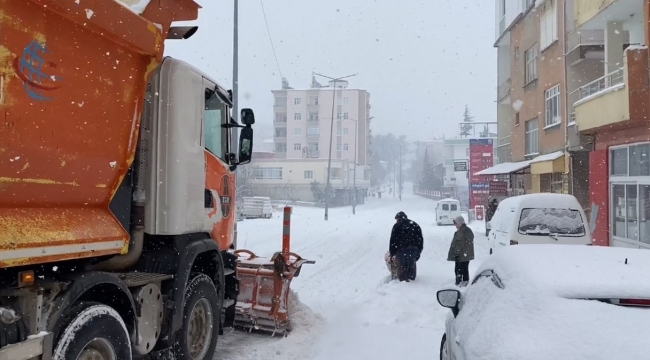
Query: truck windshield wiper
xmin=525 ymin=231 xmax=558 ymax=241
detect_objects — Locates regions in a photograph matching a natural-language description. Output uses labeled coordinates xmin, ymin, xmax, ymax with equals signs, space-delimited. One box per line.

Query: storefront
xmin=607 ymin=142 xmax=650 ymax=249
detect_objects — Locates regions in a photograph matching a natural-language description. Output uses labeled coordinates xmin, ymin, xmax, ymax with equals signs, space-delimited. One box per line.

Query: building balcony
xmin=566 ymin=29 xmax=604 ymax=66
xmin=574 ymin=0 xmax=640 ymax=30
xmin=573 ymin=46 xmax=649 ymax=133
xmin=497 ymin=78 xmax=511 ymax=102
xmin=274 ymin=119 xmax=287 ymax=126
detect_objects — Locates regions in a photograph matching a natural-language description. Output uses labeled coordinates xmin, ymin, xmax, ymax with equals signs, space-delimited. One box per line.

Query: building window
xmin=523 ymin=0 xmax=533 ymax=8
xmin=343 ymin=143 xmax=349 ymax=151
xmin=524 ymin=45 xmax=537 ymax=84
xmin=308 ymin=96 xmax=319 ymax=105
xmin=294 ymin=97 xmax=301 ymax=105
xmin=540 ymin=0 xmax=558 ymax=50
xmin=515 ymin=112 xmax=520 ymax=126
xmin=343 ymin=128 xmax=349 ymax=135
xmin=344 ymin=97 xmax=349 ymax=105
xmin=304 ymin=170 xmax=314 ymax=179
xmin=550 ymin=173 xmax=564 ymax=193
xmin=343 ymin=112 xmax=349 ymax=120
xmin=337 ymin=143 xmax=342 ymax=151
xmin=337 ymin=113 xmax=343 ymax=120
xmin=337 ymin=97 xmax=349 ymax=105
xmin=275 ymin=142 xmax=287 ymax=152
xmin=254 ymin=167 xmax=282 ymax=180
xmin=545 ymin=85 xmax=561 ymax=127
xmin=274 ymin=127 xmax=287 ymax=137
xmin=275 ymin=112 xmax=287 ymax=122
xmin=294 ymin=143 xmax=301 ymax=151
xmin=294 ymin=113 xmax=302 ymax=121
xmin=275 ymin=96 xmax=287 ymax=106
xmin=308 ymin=142 xmax=319 ymax=151
xmin=294 ymin=128 xmax=302 ymax=136
xmin=308 ymin=111 xmax=319 ymax=121
xmin=525 ymin=119 xmax=538 ymax=156
xmin=203 ymin=89 xmax=228 ymax=162
xmin=607 ymin=143 xmax=650 ymax=246
xmin=307 ymin=127 xmax=319 ymax=136
xmin=330 ymin=168 xmax=342 ymax=179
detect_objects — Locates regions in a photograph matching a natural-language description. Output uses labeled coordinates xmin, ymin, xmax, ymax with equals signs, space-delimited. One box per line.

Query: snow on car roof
xmin=438 ymin=198 xmax=459 ymax=203
xmin=475 ymin=244 xmax=650 ymax=299
xmin=498 ymin=193 xmax=581 ymax=209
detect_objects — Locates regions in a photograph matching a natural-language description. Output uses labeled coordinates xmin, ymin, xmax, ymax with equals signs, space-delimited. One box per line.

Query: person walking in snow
xmin=389 ymin=211 xmax=424 ymax=282
xmin=447 ymin=215 xmax=474 ymax=287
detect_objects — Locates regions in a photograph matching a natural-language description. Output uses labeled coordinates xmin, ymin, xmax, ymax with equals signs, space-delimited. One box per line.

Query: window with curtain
xmin=540 ymin=0 xmax=557 ymax=50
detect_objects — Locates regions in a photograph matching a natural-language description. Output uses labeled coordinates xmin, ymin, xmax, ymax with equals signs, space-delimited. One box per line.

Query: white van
xmin=241 ymin=196 xmax=273 ymax=219
xmin=488 ymin=193 xmax=592 ymax=254
xmin=436 ymin=198 xmax=462 ymax=226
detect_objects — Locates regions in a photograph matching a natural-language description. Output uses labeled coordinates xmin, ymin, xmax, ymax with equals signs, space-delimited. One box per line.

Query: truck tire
xmin=53 ymin=302 xmax=131 ymax=360
xmin=174 ymin=273 xmax=220 ymax=360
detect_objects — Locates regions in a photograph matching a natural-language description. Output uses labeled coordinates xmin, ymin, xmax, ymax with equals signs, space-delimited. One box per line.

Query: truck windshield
xmin=518 ymin=208 xmax=586 ymax=236
xmin=204 ymin=89 xmax=229 ymax=161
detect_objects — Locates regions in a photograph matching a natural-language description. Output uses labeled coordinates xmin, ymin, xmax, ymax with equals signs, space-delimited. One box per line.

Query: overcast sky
xmin=164 ymin=0 xmax=497 ymax=142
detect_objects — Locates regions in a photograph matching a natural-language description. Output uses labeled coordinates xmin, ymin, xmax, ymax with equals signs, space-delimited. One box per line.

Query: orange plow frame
xmin=233 ymin=206 xmax=314 ymax=335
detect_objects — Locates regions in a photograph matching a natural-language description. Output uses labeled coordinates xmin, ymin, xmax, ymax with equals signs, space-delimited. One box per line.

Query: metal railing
xmin=575 ymin=68 xmax=624 ymax=101
xmin=566 ymin=29 xmax=604 ymax=53
xmin=497 ymin=78 xmax=511 ymax=101
xmin=498 ymin=136 xmax=511 ymax=147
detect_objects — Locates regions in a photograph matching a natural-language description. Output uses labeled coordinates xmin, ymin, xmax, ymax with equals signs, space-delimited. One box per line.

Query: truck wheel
xmin=174 ymin=273 xmax=220 ymax=360
xmin=53 ymin=302 xmax=131 ymax=360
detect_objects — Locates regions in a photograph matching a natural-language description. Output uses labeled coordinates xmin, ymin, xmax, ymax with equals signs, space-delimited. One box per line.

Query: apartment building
xmin=248 ymin=78 xmax=372 ymax=204
xmin=490 ymin=0 xmax=650 ymax=249
xmin=489 ymin=0 xmax=573 ymax=198
xmin=568 ymin=0 xmax=650 ymax=248
xmin=271 ymin=79 xmax=371 ymax=168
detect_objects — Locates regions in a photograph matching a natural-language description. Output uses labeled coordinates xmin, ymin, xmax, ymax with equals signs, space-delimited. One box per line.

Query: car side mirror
xmin=241 ymin=108 xmax=255 ymax=125
xmin=437 ymin=289 xmax=461 ymax=317
xmin=237 ymin=127 xmax=253 ymax=165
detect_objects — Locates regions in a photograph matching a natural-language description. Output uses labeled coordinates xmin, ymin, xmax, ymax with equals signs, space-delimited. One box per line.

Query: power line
xmin=259 ymin=0 xmax=284 ymax=80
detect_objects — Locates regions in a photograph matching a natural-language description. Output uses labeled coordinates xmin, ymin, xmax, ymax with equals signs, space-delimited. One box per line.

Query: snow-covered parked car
xmin=436 ymin=244 xmax=650 ymax=360
xmin=487 ymin=193 xmax=591 ymax=254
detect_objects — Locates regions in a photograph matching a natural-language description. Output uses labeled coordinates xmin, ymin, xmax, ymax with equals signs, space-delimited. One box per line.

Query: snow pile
xmin=113 ymin=0 xmax=151 ymax=14
xmin=453 ymin=245 xmax=650 ymax=359
xmin=216 ymin=291 xmax=324 ymax=360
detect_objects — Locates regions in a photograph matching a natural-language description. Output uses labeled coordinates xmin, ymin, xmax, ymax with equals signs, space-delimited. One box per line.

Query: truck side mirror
xmin=241 ymin=108 xmax=255 ymax=125
xmin=238 ymin=127 xmax=253 ymax=165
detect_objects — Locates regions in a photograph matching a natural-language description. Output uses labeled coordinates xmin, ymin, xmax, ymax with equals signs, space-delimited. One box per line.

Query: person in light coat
xmin=447 ymin=215 xmax=474 ymax=287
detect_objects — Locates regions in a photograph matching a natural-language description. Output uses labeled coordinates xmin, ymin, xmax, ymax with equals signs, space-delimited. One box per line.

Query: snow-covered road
xmin=215 ymin=191 xmax=489 ymax=360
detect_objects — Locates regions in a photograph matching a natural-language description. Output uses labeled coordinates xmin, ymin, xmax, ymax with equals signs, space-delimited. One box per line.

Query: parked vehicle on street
xmin=436 ymin=198 xmax=462 ymax=226
xmin=242 ymin=196 xmax=274 ymax=219
xmin=487 ymin=193 xmax=591 ymax=254
xmin=436 ymin=244 xmax=650 ymax=360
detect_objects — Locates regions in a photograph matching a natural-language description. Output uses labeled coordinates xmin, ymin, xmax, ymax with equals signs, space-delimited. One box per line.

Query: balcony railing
xmin=575 ymin=68 xmax=624 ymax=102
xmin=497 ymin=136 xmax=511 ymax=147
xmin=566 ymin=29 xmax=605 ymax=53
xmin=497 ymin=78 xmax=511 ymax=101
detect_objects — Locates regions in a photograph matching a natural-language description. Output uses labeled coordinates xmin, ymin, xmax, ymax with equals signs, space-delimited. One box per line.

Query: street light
xmin=312 ymin=72 xmax=358 ymax=221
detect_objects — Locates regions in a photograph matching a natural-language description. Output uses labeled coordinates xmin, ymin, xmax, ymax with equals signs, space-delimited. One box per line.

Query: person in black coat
xmin=389 ymin=211 xmax=424 ymax=282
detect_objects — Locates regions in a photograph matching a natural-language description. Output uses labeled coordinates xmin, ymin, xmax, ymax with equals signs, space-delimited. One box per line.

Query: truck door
xmin=201 ymin=78 xmax=235 ymax=251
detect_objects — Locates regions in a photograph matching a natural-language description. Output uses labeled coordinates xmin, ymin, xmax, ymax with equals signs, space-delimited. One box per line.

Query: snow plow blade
xmin=233 ymin=249 xmax=314 ymax=335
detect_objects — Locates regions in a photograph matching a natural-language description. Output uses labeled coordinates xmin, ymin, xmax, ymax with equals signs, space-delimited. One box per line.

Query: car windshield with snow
xmin=518 ymin=208 xmax=586 ymax=237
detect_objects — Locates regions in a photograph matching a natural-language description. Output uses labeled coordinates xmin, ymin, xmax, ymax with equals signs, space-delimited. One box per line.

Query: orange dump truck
xmin=0 ymin=0 xmax=255 ymax=358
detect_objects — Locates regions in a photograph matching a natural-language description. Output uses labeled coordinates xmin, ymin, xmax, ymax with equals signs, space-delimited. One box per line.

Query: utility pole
xmin=232 ymin=0 xmax=239 ymax=248
xmin=399 ymin=145 xmax=402 ymax=201
xmin=352 ymin=118 xmax=358 ymax=214
xmin=312 ymin=72 xmax=358 ymax=221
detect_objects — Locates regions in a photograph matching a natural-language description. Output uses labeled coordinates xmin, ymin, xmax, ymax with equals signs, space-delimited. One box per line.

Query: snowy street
xmin=216 ymin=191 xmax=488 ymax=359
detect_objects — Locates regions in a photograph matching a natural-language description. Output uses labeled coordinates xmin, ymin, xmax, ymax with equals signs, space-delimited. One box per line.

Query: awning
xmin=475 ymin=160 xmax=531 ymax=176
xmin=530 ymin=151 xmax=565 ymax=175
